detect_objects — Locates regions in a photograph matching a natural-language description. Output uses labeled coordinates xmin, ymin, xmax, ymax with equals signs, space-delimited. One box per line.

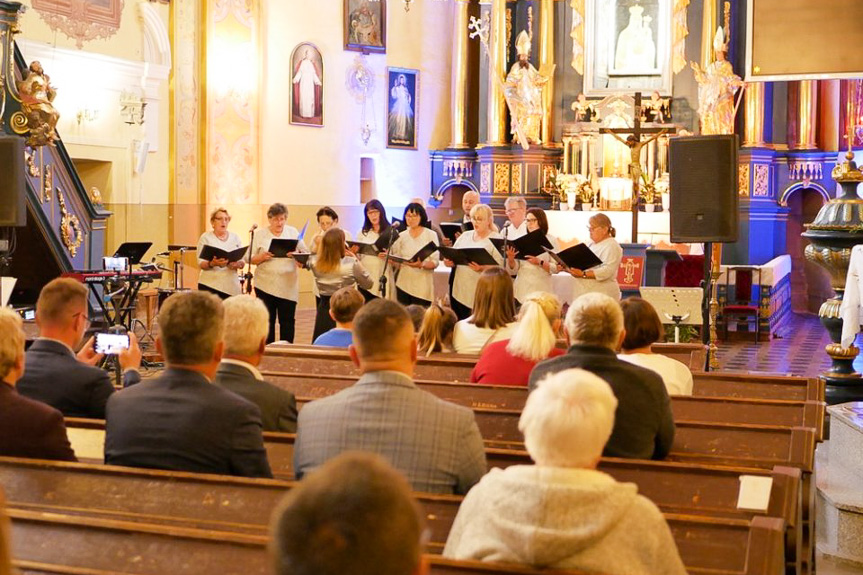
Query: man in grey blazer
xmin=105 ymin=291 xmax=272 ymax=478
xmin=295 ymin=299 xmax=486 ymax=495
xmin=17 ymin=278 xmax=142 ymax=419
xmin=214 ymin=295 xmax=297 ymax=432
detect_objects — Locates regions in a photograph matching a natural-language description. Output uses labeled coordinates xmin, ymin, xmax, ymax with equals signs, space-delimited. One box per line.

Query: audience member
xmin=313 ymin=287 xmax=365 ymax=348
xmin=444 ymin=368 xmax=687 ymax=575
xmin=0 ymin=307 xmax=76 ymax=462
xmin=270 ymin=452 xmax=427 ymax=575
xmin=294 ymin=299 xmax=486 ymax=494
xmin=105 ymin=291 xmax=272 ymax=478
xmin=452 ymin=267 xmax=516 ymax=355
xmin=618 ymin=298 xmax=693 ymax=396
xmin=416 ymin=302 xmax=458 ymax=356
xmin=528 ymin=293 xmax=675 ymax=460
xmin=405 ymin=304 xmax=425 ymax=332
xmin=304 ymin=228 xmax=373 ymax=342
xmin=214 ymin=295 xmax=298 ymax=432
xmin=470 ymin=291 xmax=565 ymax=385
xmin=17 ymin=278 xmax=141 ymax=419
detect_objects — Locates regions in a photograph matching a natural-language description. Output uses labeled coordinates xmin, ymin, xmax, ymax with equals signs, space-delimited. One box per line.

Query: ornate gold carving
xmin=738 ymin=163 xmax=750 ymax=196
xmin=16 ymin=61 xmax=60 ymax=147
xmin=494 ymin=164 xmax=510 ymax=194
xmin=42 ymin=164 xmax=53 ymax=203
xmin=10 ymin=111 xmax=28 ymax=134
xmin=511 ymin=163 xmax=523 ymax=194
xmin=32 ymin=0 xmax=123 ymax=50
xmin=89 ymin=186 xmax=103 ymax=206
xmin=480 ymin=163 xmax=492 ymax=194
xmin=570 ymin=0 xmax=584 ymax=74
xmin=672 ymin=0 xmax=691 ymax=74
xmin=506 ymin=9 xmax=512 ymax=47
xmin=25 ymin=147 xmax=41 ymax=178
xmin=542 ymin=165 xmax=556 ymax=192
xmin=753 ymin=164 xmax=769 ymax=197
xmin=57 ymin=189 xmax=83 ymax=257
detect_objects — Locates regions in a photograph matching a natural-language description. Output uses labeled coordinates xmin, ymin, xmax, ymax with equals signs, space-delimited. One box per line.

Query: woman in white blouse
xmin=505 ymin=207 xmax=559 ymax=305
xmin=354 ymin=199 xmax=392 ymax=300
xmin=196 ymin=207 xmax=244 ymax=299
xmin=618 ymin=297 xmax=693 ymax=396
xmin=452 ymin=267 xmax=517 ymax=355
xmin=569 ymin=213 xmax=623 ymax=301
xmin=248 ymin=203 xmax=307 ymax=343
xmin=445 ymin=204 xmax=503 ymax=320
xmin=390 ymin=202 xmax=440 ymax=307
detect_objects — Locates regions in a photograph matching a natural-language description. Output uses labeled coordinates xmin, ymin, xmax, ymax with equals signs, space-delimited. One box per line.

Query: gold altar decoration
xmin=449 ymin=0 xmax=470 ymax=149
xmin=16 ymin=61 xmax=60 ymax=147
xmin=43 ymin=163 xmax=53 ymax=203
xmin=671 ymin=0 xmax=690 ymax=74
xmin=738 ymin=163 xmax=750 ymax=197
xmin=25 ymin=147 xmax=40 ymax=178
xmin=504 ymin=31 xmax=550 ymax=145
xmin=58 ymin=188 xmax=83 ymax=257
xmin=512 ymin=163 xmax=523 ymax=194
xmin=691 ymin=26 xmax=743 ymax=136
xmin=753 ymin=164 xmax=770 ymax=197
xmin=539 ymin=0 xmax=555 ymax=145
xmin=480 ymin=163 xmax=491 ymax=194
xmin=570 ymin=0 xmax=585 ymax=75
xmin=493 ymin=164 xmax=510 ymax=194
xmin=743 ymin=80 xmax=766 ymax=147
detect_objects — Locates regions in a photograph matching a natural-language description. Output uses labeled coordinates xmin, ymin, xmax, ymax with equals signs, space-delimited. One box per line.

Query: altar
xmin=545 ymin=209 xmax=671 ymax=245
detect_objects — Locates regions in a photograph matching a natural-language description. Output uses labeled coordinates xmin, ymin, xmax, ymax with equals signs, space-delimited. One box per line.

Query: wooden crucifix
xmin=599 ymin=92 xmax=675 ymax=242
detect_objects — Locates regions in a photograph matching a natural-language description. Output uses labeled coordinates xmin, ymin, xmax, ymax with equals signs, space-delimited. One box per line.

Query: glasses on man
xmin=505 ymin=207 xmax=524 ymax=215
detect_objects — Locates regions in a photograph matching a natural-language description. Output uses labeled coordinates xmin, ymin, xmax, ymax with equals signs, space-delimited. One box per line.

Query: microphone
xmin=249 ymin=223 xmax=258 ymax=233
xmin=502 ymin=220 xmax=511 ymax=237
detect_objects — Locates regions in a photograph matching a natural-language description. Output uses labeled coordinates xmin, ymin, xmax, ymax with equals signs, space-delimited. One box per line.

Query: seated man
xmin=444 ymin=368 xmax=687 ymax=574
xmin=312 ymin=287 xmax=364 ymax=347
xmin=214 ymin=295 xmax=298 ymax=432
xmin=271 ymin=451 xmax=427 ymax=575
xmin=0 ymin=308 xmax=76 ymax=462
xmin=105 ymin=291 xmax=272 ymax=478
xmin=17 ymin=277 xmax=142 ymax=419
xmin=528 ymin=293 xmax=674 ymax=460
xmin=295 ymin=299 xmax=486 ymax=494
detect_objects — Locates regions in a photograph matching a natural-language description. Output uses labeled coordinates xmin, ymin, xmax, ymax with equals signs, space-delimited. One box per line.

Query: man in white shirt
xmin=502 ymin=196 xmax=528 ymax=240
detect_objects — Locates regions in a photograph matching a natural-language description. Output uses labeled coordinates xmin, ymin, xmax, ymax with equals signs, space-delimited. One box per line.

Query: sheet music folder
xmin=543 ymin=244 xmax=602 ymax=271
xmin=347 ymin=241 xmax=381 ymax=256
xmin=440 ymin=222 xmax=472 ymax=243
xmin=508 ymin=229 xmax=553 ymax=259
xmin=199 ymin=245 xmax=248 ymax=263
xmin=268 ymin=239 xmax=299 ymax=258
xmin=113 ymin=242 xmax=152 ymax=265
xmin=388 ymin=242 xmax=438 ymax=265
xmin=439 ymin=246 xmax=499 ymax=267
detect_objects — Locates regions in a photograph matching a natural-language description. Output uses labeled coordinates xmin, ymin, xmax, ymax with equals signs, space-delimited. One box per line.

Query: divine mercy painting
xmin=290 ymin=43 xmax=323 ymax=127
xmin=386 ymin=67 xmax=418 ymax=149
xmin=344 ymin=0 xmax=386 ymax=54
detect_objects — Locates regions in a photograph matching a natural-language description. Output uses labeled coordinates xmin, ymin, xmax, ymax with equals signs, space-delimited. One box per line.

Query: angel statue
xmin=16 ymin=61 xmax=60 ymax=147
xmin=504 ymin=31 xmax=550 ymax=145
xmin=691 ymin=27 xmax=744 ymax=135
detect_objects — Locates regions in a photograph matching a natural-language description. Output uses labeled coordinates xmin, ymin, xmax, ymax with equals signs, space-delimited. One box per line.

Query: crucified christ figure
xmin=608 ymin=130 xmax=668 ymax=184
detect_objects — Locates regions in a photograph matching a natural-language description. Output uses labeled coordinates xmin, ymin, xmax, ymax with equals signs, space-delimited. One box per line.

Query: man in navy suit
xmin=17 ymin=278 xmax=142 ymax=419
xmin=105 ymin=290 xmax=272 ymax=478
xmin=294 ymin=299 xmax=486 ymax=494
xmin=0 ymin=307 xmax=76 ymax=461
xmin=214 ymin=295 xmax=297 ymax=432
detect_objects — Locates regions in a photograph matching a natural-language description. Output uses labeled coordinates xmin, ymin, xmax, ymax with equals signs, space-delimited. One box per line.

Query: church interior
xmin=2 ymin=0 xmax=863 ymax=573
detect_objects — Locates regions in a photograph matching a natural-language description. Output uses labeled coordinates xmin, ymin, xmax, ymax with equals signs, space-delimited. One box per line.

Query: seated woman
xmin=470 ymin=291 xmax=565 ymax=386
xmin=618 ymin=297 xmax=693 ymax=396
xmin=452 ymin=267 xmax=517 ymax=355
xmin=302 ymin=228 xmax=373 ymax=342
xmin=417 ymin=302 xmax=458 ymax=356
xmin=443 ymin=368 xmax=687 ymax=575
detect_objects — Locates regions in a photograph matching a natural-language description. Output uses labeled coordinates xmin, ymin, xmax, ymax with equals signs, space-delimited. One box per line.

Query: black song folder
xmin=199 ymin=245 xmax=248 ymax=263
xmin=268 ymin=239 xmax=299 ymax=258
xmin=347 ymin=241 xmax=381 ymax=257
xmin=509 ymin=229 xmax=554 ymax=259
xmin=542 ymin=244 xmax=602 ymax=271
xmin=388 ymin=242 xmax=438 ymax=265
xmin=439 ymin=246 xmax=499 ymax=267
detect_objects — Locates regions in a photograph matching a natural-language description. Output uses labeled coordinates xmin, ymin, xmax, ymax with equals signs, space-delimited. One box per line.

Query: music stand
xmin=167 ymin=245 xmax=196 ymax=290
xmin=113 ymin=242 xmax=153 ymax=265
xmin=639 ymin=287 xmax=704 ymax=343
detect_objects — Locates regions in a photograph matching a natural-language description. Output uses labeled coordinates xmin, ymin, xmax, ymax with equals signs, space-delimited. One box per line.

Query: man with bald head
xmin=294 ymin=299 xmax=486 ymax=495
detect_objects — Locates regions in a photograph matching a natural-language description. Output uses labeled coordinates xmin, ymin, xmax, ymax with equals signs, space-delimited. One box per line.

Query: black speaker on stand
xmin=669 ymin=134 xmax=740 ymax=369
xmin=0 ymin=135 xmax=26 ymax=310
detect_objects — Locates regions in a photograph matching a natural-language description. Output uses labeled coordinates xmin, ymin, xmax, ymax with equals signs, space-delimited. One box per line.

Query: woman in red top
xmin=470 ymin=291 xmax=565 ymax=386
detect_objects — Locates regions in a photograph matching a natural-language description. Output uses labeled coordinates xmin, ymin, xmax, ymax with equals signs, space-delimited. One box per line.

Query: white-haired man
xmin=214 ymin=295 xmax=298 ymax=432
xmin=445 ymin=368 xmax=686 ymax=574
xmin=528 ymin=293 xmax=675 ymax=460
xmin=502 ymin=196 xmax=528 ymax=240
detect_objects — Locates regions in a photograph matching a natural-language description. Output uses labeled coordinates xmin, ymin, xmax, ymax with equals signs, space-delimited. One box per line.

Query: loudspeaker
xmin=669 ymin=134 xmax=739 ymax=243
xmin=0 ymin=136 xmax=26 ymax=227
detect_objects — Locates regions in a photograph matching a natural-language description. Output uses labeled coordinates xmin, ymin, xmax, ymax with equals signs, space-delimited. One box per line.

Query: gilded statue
xmin=504 ymin=31 xmax=549 ymax=145
xmin=17 ymin=61 xmax=60 ymax=147
xmin=571 ymin=93 xmax=597 ymax=123
xmin=691 ymin=27 xmax=744 ymax=136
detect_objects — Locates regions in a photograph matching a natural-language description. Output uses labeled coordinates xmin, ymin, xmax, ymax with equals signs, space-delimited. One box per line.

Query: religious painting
xmin=386 ymin=67 xmax=418 ymax=150
xmin=290 ymin=43 xmax=324 ymax=127
xmin=344 ymin=0 xmax=386 ymax=54
xmin=583 ymin=0 xmax=673 ymax=96
xmin=32 ymin=0 xmax=123 ymax=49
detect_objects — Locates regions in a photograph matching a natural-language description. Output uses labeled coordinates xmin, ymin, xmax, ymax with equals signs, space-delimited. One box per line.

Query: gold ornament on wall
xmin=511 ymin=163 xmax=523 ymax=194
xmin=570 ymin=0 xmax=585 ymax=74
xmin=494 ymin=164 xmax=510 ymax=194
xmin=753 ymin=164 xmax=770 ymax=197
xmin=738 ymin=163 xmax=750 ymax=196
xmin=16 ymin=61 xmax=60 ymax=147
xmin=25 ymin=147 xmax=41 ymax=178
xmin=43 ymin=164 xmax=53 ymax=203
xmin=57 ymin=188 xmax=83 ymax=257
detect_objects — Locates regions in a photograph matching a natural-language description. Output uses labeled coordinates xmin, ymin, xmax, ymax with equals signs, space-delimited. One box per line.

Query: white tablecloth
xmin=841 ymin=245 xmax=863 ymax=348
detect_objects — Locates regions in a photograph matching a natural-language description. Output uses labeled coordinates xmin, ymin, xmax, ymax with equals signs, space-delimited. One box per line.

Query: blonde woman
xmin=470 ymin=291 xmax=565 ymax=385
xmin=452 ymin=267 xmax=516 ymax=355
xmin=445 ymin=203 xmax=502 ymax=320
xmin=197 ymin=207 xmax=244 ymax=298
xmin=570 ymin=213 xmax=623 ymax=301
xmin=417 ymin=302 xmax=458 ymax=356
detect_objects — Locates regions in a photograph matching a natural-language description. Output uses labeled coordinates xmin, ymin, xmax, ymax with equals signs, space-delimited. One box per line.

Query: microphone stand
xmin=244 ymin=227 xmax=256 ymax=294
xmin=502 ymin=221 xmax=512 ymax=275
xmin=379 ymin=225 xmax=400 ymax=298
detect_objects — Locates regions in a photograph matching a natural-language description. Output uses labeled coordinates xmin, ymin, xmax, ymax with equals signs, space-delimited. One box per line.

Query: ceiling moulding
xmin=32 ymin=0 xmax=124 ymax=49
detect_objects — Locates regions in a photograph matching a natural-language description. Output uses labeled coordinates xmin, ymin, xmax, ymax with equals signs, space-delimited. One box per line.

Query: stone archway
xmin=784 ymin=184 xmax=832 ymax=313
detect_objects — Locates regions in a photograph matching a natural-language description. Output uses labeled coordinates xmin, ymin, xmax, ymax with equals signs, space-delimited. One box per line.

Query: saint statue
xmin=572 ymin=93 xmax=597 ymax=123
xmin=614 ymin=5 xmax=657 ymax=72
xmin=388 ymin=74 xmax=414 ymax=143
xmin=504 ymin=31 xmax=549 ymax=145
xmin=292 ymin=48 xmax=322 ymax=120
xmin=691 ymin=27 xmax=744 ymax=135
xmin=17 ymin=61 xmax=60 ymax=147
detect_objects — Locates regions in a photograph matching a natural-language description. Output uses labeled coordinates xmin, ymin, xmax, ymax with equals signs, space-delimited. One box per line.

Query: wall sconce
xmin=76 ymin=108 xmax=99 ymax=125
xmin=120 ymin=92 xmax=147 ymax=125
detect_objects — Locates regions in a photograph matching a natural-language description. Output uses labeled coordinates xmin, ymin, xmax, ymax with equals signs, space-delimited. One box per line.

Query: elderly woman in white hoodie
xmin=443 ymin=368 xmax=687 ymax=575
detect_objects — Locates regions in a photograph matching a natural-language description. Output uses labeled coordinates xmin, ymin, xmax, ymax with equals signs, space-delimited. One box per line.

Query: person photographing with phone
xmin=16 ymin=278 xmax=142 ymax=419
